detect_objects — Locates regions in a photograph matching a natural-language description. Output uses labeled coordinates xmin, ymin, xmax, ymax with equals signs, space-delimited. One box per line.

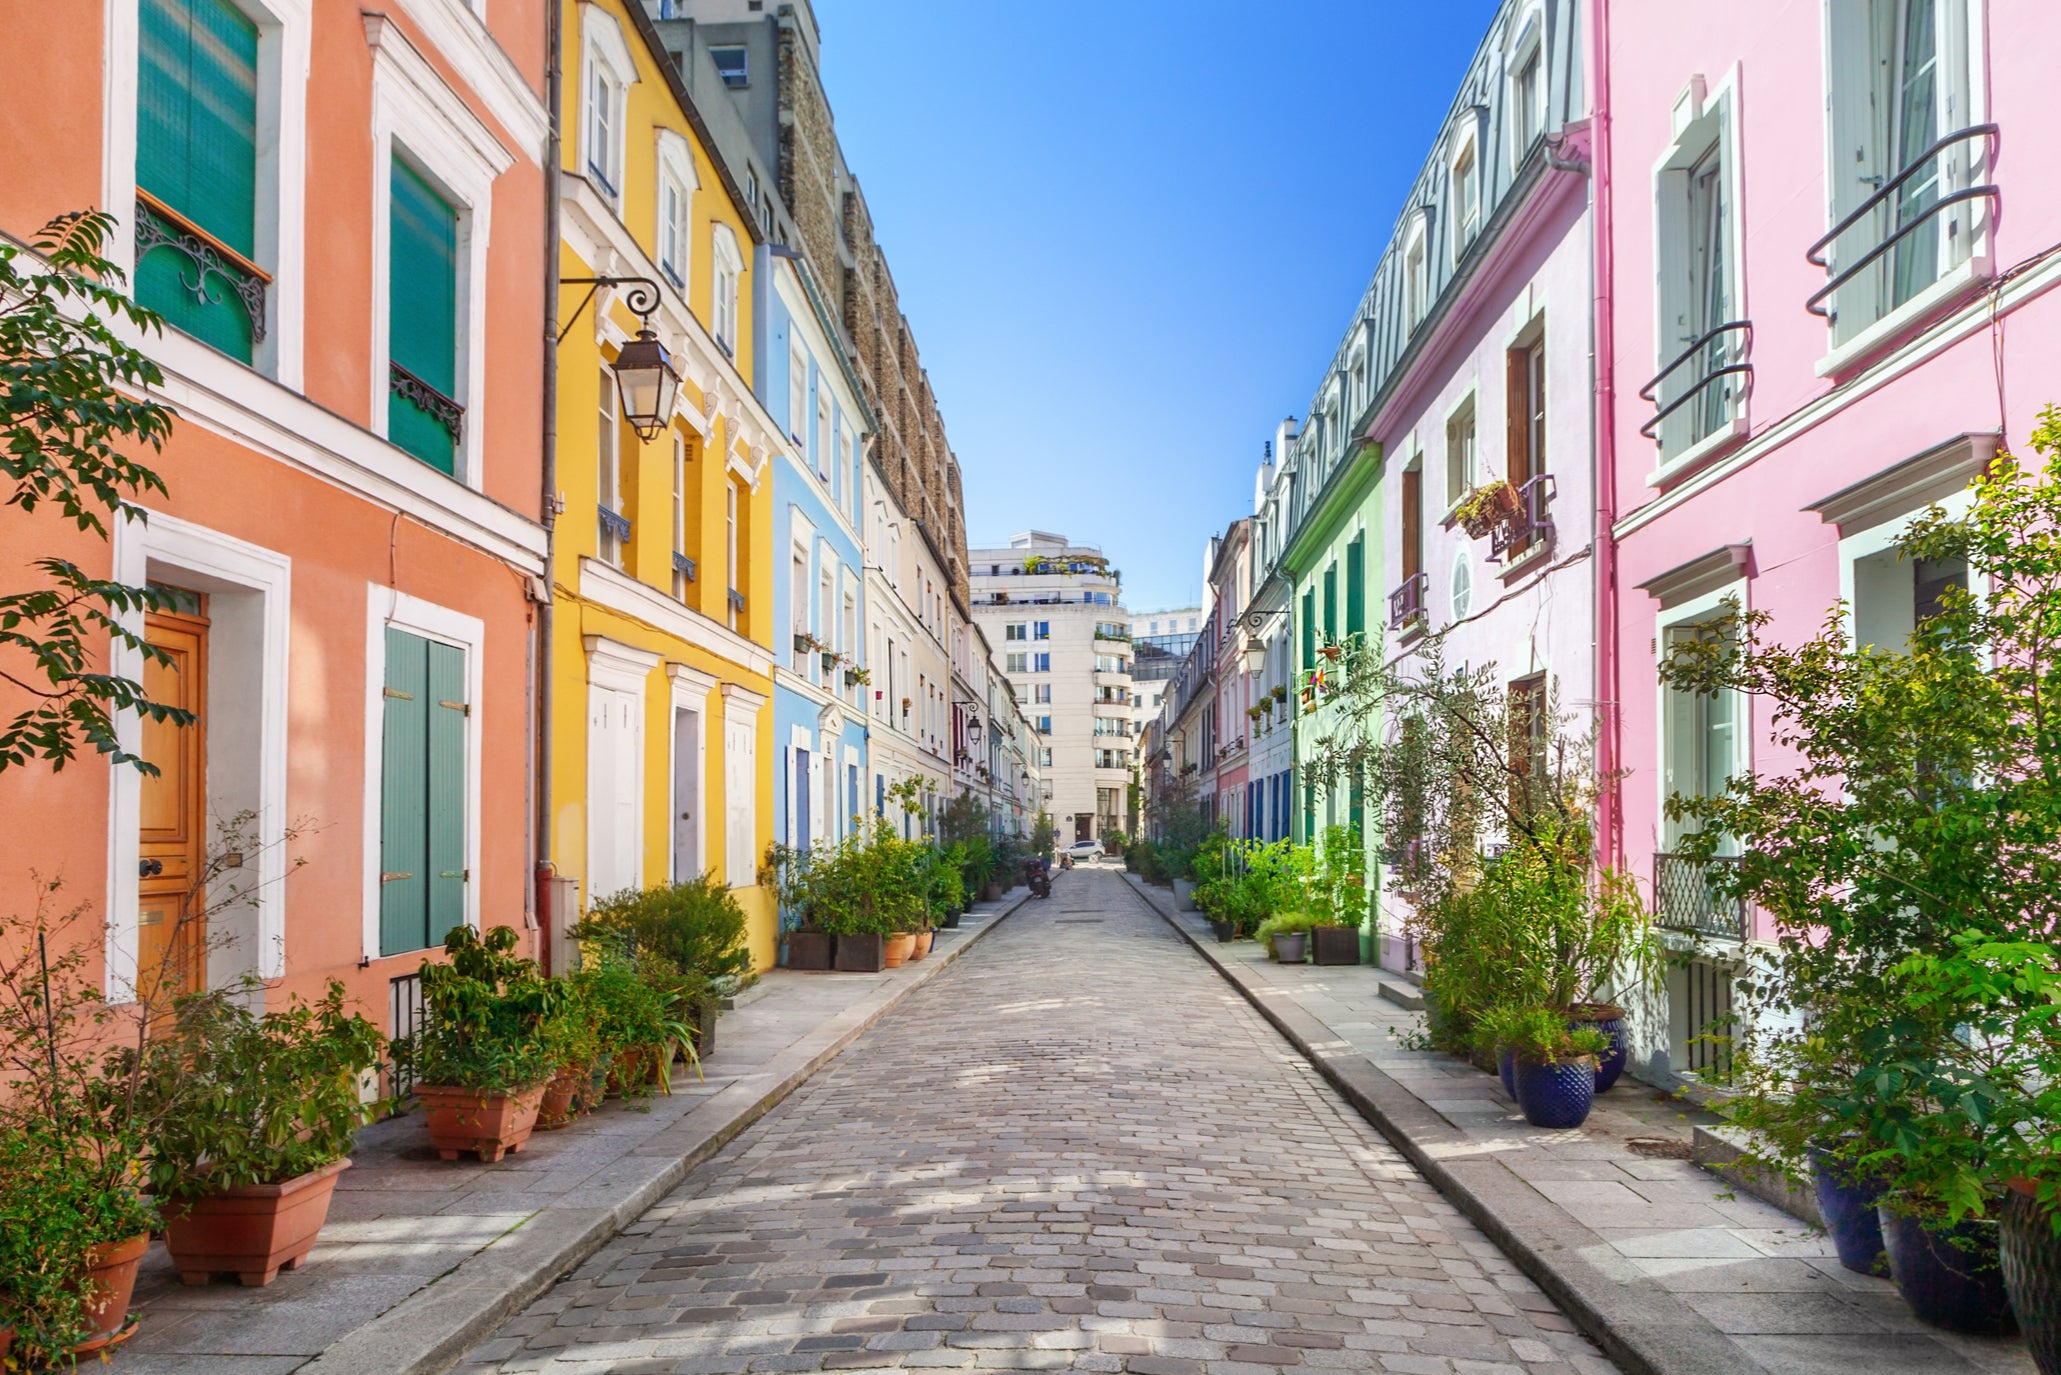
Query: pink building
xmin=1207 ymin=521 xmax=1254 ymax=838
xmin=1598 ymin=0 xmax=2060 ymax=1080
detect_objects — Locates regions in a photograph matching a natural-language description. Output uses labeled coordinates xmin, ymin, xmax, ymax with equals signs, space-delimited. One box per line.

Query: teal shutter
xmin=135 ymin=0 xmax=259 ymax=361
xmin=388 ymin=158 xmax=461 ymax=473
xmin=1345 ymin=537 xmax=1365 ymax=636
xmin=379 ymin=629 xmax=430 ymax=956
xmin=1300 ymin=590 xmax=1315 ymax=673
xmin=1323 ymin=566 xmax=1338 ymax=642
xmin=426 ymin=641 xmax=468 ymax=948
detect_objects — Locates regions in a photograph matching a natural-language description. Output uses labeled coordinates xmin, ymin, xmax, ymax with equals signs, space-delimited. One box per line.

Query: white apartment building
xmin=863 ymin=468 xmax=955 ymax=835
xmin=969 ymin=531 xmax=1133 ymax=844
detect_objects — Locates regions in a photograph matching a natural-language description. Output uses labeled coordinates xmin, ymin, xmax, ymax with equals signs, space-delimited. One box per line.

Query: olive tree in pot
xmin=1661 ymin=424 xmax=2061 ymax=1340
xmin=403 ymin=926 xmax=561 ymax=1162
xmin=128 ymin=979 xmax=385 ymax=1286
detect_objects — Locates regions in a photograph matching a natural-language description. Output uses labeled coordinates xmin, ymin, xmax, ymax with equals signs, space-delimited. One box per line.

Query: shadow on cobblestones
xmin=458 ymin=868 xmax=1617 ymax=1374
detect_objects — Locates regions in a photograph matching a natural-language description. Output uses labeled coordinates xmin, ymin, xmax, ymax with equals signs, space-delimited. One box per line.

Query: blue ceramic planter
xmin=1567 ymin=1004 xmax=1629 ymax=1093
xmin=1881 ymin=1208 xmax=2016 ymax=1336
xmin=2001 ymin=1187 xmax=2061 ymax=1374
xmin=1514 ymin=1056 xmax=1595 ymax=1130
xmin=1497 ymin=1047 xmax=1516 ymax=1100
xmin=1809 ymin=1146 xmax=1889 ymax=1277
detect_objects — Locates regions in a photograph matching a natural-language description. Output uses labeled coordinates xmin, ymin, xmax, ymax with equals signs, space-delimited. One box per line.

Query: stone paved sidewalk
xmin=116 ymin=893 xmax=1025 ymax=1375
xmin=457 ymin=865 xmax=1619 ymax=1375
xmin=1123 ymin=873 xmax=2038 ymax=1375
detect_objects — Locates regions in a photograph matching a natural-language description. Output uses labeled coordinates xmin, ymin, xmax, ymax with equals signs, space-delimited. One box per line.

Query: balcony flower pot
xmin=834 ymin=932 xmax=884 ymax=972
xmin=1514 ymin=1055 xmax=1596 ymax=1130
xmin=1809 ymin=1144 xmax=1890 ymax=1277
xmin=1567 ymin=1002 xmax=1629 ymax=1093
xmin=884 ymin=932 xmax=916 ymax=968
xmin=537 ymin=1062 xmax=586 ymax=1130
xmin=418 ymin=1083 xmax=546 ymax=1163
xmin=786 ymin=930 xmax=833 ymax=971
xmin=1456 ymin=480 xmax=1520 ymax=539
xmin=1881 ymin=1207 xmax=2015 ymax=1335
xmin=74 ymin=1232 xmax=149 ymax=1353
xmin=163 ymin=1157 xmax=351 ymax=1287
xmin=2002 ymin=1181 xmax=2061 ymax=1372
xmin=1273 ymin=932 xmax=1308 ymax=964
xmin=1311 ymin=925 xmax=1360 ymax=965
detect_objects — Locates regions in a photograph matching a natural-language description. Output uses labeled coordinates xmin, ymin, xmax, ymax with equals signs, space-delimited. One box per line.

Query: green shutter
xmin=1323 ymin=565 xmax=1339 ymax=642
xmin=1300 ymin=590 xmax=1316 ymax=673
xmin=388 ymin=158 xmax=460 ymax=473
xmin=1345 ymin=537 xmax=1365 ymax=636
xmin=426 ymin=641 xmax=468 ymax=948
xmin=136 ymin=0 xmax=259 ymax=361
xmin=379 ymin=628 xmax=430 ymax=957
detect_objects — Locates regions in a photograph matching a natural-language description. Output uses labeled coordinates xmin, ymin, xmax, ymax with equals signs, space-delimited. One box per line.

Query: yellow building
xmin=550 ymin=0 xmax=781 ymax=967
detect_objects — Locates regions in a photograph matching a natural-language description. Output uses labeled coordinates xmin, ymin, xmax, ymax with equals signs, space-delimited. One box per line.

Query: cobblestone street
xmin=458 ymin=869 xmax=1616 ymax=1374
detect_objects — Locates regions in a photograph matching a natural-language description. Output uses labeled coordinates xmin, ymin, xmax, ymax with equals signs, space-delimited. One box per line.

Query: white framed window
xmin=1444 ymin=391 xmax=1477 ymax=509
xmin=836 ymin=426 xmax=852 ymax=510
xmin=725 ymin=479 xmax=740 ymax=628
xmin=1509 ymin=13 xmax=1544 ymax=164
xmin=816 ymin=388 xmax=832 ymax=480
xmin=711 ymin=223 xmax=743 ymax=358
xmin=580 ymin=5 xmax=636 ymax=204
xmin=1820 ymin=0 xmax=1986 ymax=351
xmin=1005 ymin=623 xmax=1026 ymax=640
xmin=597 ymin=364 xmax=623 ymax=567
xmin=671 ymin=431 xmax=689 ymax=600
xmin=1006 ymin=652 xmax=1027 ymax=673
xmin=790 ymin=540 xmax=811 ymax=671
xmin=1403 ymin=213 xmax=1429 ymax=330
xmin=787 ymin=339 xmax=808 ymax=445
xmin=1839 ymin=485 xmax=1976 ymax=655
xmin=655 ymin=130 xmax=697 ymax=292
xmin=1652 ymin=74 xmax=1747 ymax=467
xmin=1659 ymin=591 xmax=1744 ymax=856
xmin=720 ymin=685 xmax=763 ymax=887
xmin=1451 ymin=132 xmax=1480 ymax=257
xmin=1034 ymin=683 xmax=1051 ymax=704
xmin=818 ymin=561 xmax=834 ymax=678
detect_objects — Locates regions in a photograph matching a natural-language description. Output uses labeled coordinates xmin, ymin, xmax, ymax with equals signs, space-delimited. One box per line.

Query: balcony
xmin=1639 ymin=321 xmax=1752 ymax=451
xmin=1805 ymin=124 xmax=1999 ymax=325
xmin=134 ymin=190 xmax=271 ymax=363
xmin=1490 ymin=474 xmax=1554 ymax=563
xmin=1653 ymin=852 xmax=1746 ymax=941
xmin=1387 ymin=572 xmax=1426 ymax=630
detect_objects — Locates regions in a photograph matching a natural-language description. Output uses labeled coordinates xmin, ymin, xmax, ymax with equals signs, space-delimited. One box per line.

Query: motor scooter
xmin=1024 ymin=858 xmax=1051 ymax=899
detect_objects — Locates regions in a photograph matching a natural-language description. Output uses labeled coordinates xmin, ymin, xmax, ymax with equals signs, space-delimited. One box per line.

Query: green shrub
xmin=406 ymin=926 xmax=562 ymax=1095
xmin=1253 ymin=909 xmax=1319 ymax=957
xmin=808 ymin=822 xmax=927 ymax=936
xmin=0 ymin=1120 xmax=157 ymax=1361
xmin=579 ymin=874 xmax=751 ymax=984
xmin=927 ymin=851 xmax=965 ymax=917
xmin=1477 ymin=1004 xmax=1609 ymax=1065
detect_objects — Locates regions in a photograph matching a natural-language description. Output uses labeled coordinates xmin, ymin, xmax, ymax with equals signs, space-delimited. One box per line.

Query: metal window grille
xmin=1652 ymin=852 xmax=1747 ymax=940
xmin=1681 ymin=958 xmax=1735 ymax=1083
xmin=387 ymin=970 xmax=426 ymax=1099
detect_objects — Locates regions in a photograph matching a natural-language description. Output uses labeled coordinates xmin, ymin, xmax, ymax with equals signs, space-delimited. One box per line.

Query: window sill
xmin=1496 ymin=535 xmax=1553 ymax=584
xmin=1645 ymin=416 xmax=1749 ymax=491
xmin=1814 ymin=256 xmax=1992 ymax=382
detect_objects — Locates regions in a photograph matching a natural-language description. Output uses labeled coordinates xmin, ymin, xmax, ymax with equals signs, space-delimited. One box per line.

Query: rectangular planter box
xmin=1311 ymin=926 xmax=1361 ymax=966
xmin=833 ymin=932 xmax=885 ymax=973
xmin=786 ymin=931 xmax=833 ymax=971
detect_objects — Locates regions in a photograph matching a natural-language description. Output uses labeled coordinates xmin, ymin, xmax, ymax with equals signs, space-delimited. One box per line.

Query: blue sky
xmin=815 ymin=0 xmax=1503 ymax=613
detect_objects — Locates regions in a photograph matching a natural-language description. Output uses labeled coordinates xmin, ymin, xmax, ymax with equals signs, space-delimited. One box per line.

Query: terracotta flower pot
xmin=606 ymin=1045 xmax=670 ymax=1097
xmin=537 ymin=1062 xmax=587 ymax=1129
xmin=74 ymin=1232 xmax=149 ymax=1353
xmin=417 ymin=1083 xmax=546 ymax=1163
xmin=164 ymin=1158 xmax=350 ymax=1287
xmin=911 ymin=930 xmax=934 ymax=960
xmin=884 ymin=932 xmax=916 ymax=968
xmin=0 ymin=1324 xmax=12 ymax=1362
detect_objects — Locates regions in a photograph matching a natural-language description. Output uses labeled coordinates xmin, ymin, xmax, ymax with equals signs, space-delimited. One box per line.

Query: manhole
xmin=1625 ymin=1136 xmax=1693 ymax=1159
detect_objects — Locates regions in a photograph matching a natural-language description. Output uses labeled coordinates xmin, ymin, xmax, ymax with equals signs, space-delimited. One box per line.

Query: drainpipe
xmin=536 ymin=0 xmax=562 ymax=969
xmin=1589 ymin=0 xmax=1622 ymax=870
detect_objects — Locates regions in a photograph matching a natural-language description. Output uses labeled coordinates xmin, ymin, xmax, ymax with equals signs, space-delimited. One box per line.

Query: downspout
xmin=1588 ymin=0 xmax=1622 ymax=869
xmin=536 ymin=0 xmax=563 ymax=969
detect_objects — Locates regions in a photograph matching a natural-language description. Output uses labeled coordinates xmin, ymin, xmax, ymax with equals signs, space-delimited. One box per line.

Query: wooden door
xmin=138 ymin=597 xmax=208 ymax=1015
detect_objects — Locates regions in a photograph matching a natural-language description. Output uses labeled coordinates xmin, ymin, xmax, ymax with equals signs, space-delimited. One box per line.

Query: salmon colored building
xmin=0 ymin=0 xmax=552 ymax=1029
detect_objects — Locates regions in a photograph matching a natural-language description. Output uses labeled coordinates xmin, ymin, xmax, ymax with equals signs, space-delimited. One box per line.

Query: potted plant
xmin=406 ymin=925 xmax=562 ymax=1162
xmin=0 ymin=1120 xmax=158 ymax=1362
xmin=1254 ymin=910 xmax=1318 ymax=964
xmin=573 ymin=955 xmax=678 ymax=1097
xmin=762 ymin=843 xmax=832 ymax=970
xmin=845 ymin=665 xmax=871 ymax=688
xmin=1454 ymin=479 xmax=1520 ymax=539
xmin=1306 ymin=825 xmax=1367 ymax=966
xmin=537 ymin=979 xmax=604 ymax=1130
xmin=1493 ymin=1006 xmax=1608 ymax=1130
xmin=136 ymin=980 xmax=385 ymax=1286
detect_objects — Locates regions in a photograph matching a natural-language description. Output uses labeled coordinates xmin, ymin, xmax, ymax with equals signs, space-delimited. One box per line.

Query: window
xmin=1451 ymin=135 xmax=1479 ymax=255
xmin=1034 ymin=683 xmax=1051 ymax=704
xmin=836 ymin=428 xmax=852 ymax=510
xmin=841 ymin=588 xmax=857 ymax=688
xmin=1006 ymin=653 xmax=1027 ymax=673
xmin=135 ymin=0 xmax=263 ymax=362
xmin=725 ymin=481 xmax=740 ymax=630
xmin=387 ymin=159 xmax=463 ymax=473
xmin=790 ymin=544 xmax=810 ymax=672
xmin=1662 ymin=617 xmax=1741 ymax=853
xmin=1345 ymin=534 xmax=1365 ymax=636
xmin=1005 ymin=623 xmax=1026 ymax=641
xmin=1653 ymin=82 xmax=1743 ymax=459
xmin=1033 ymin=653 xmax=1052 ymax=673
xmin=597 ymin=366 xmax=624 ymax=567
xmin=1404 ymin=218 xmax=1429 ymax=329
xmin=580 ymin=9 xmax=635 ymax=202
xmin=1300 ymin=589 xmax=1316 ymax=671
xmin=378 ymin=627 xmax=468 ymax=956
xmin=1035 ymin=715 xmax=1052 ymax=734
xmin=1401 ymin=460 xmax=1424 ymax=584
xmin=788 ymin=340 xmax=807 ymax=446
xmin=1092 ymin=655 xmax=1123 ymax=674
xmin=1033 ymin=621 xmax=1050 ymax=640
xmin=1854 ymin=548 xmax=1967 ymax=654
xmin=1511 ymin=29 xmax=1543 ymax=159
xmin=1322 ymin=563 xmax=1338 ymax=642
xmin=671 ymin=432 xmax=689 ymax=600
xmin=710 ymin=44 xmax=748 ymax=88
xmin=1508 ymin=673 xmax=1548 ymax=807
xmin=1506 ymin=336 xmax=1546 ymax=486
xmin=1445 ymin=394 xmax=1477 ymax=505
xmin=657 ymin=145 xmax=693 ymax=291
xmin=816 ymin=390 xmax=832 ymax=480
xmin=711 ymin=224 xmax=742 ymax=357
xmin=1822 ymin=0 xmax=1982 ymax=345
xmin=1039 ymin=747 xmax=1053 ymax=768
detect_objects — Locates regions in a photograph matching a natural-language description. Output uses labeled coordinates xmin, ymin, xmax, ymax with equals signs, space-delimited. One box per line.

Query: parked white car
xmin=1064 ymin=839 xmax=1104 ymax=862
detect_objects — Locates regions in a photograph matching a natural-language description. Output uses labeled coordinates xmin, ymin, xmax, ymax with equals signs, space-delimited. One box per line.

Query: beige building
xmin=970 ymin=532 xmax=1132 ymax=845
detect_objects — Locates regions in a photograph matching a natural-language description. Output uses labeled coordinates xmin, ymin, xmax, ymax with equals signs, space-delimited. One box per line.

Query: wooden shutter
xmin=1506 ymin=347 xmax=1531 ymax=486
xmin=1300 ymin=590 xmax=1316 ymax=671
xmin=1323 ymin=566 xmax=1338 ymax=641
xmin=1346 ymin=535 xmax=1365 ymax=634
xmin=426 ymin=640 xmax=468 ymax=948
xmin=1401 ymin=469 xmax=1423 ymax=581
xmin=388 ymin=159 xmax=461 ymax=472
xmin=379 ymin=628 xmax=430 ymax=957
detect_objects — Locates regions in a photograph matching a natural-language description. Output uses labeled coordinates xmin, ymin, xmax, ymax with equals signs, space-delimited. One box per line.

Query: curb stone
xmin=1119 ymin=872 xmax=1777 ymax=1375
xmin=297 ymin=893 xmax=1030 ymax=1375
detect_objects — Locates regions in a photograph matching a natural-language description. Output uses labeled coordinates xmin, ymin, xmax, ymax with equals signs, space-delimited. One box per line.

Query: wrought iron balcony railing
xmin=134 ymin=190 xmax=270 ymax=349
xmin=1653 ymin=851 xmax=1746 ymax=940
xmin=390 ymin=361 xmax=465 ymax=442
xmin=1639 ymin=320 xmax=1753 ymax=445
xmin=1805 ymin=123 xmax=1999 ymax=321
xmin=1490 ymin=473 xmax=1555 ymax=562
xmin=1387 ymin=572 xmax=1427 ymax=630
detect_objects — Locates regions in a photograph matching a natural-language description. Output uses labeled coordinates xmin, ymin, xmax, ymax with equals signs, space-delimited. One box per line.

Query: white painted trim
xmin=361 ymin=585 xmax=486 ymax=960
xmin=577 ymin=556 xmax=776 ymax=677
xmin=1836 ymin=487 xmax=1976 ymax=645
xmin=1654 ymin=578 xmax=1751 ymax=849
xmin=393 ymin=0 xmax=551 ymax=164
xmin=366 ymin=12 xmax=512 ymax=488
xmin=584 ymin=634 xmax=662 ymax=693
xmin=666 ymin=662 xmax=716 ymax=883
xmin=577 ymin=1 xmax=638 ymax=206
xmin=106 ymin=514 xmax=293 ymax=999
